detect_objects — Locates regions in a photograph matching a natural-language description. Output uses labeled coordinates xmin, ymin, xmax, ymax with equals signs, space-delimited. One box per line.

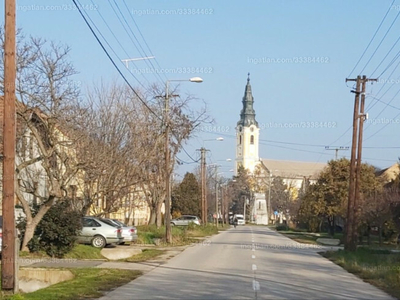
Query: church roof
xmin=237 ymin=73 xmax=258 ymax=127
xmin=260 ymin=159 xmax=327 ymax=179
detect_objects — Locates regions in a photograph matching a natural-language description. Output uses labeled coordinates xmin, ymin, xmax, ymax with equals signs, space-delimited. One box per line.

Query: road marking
xmin=252 ymin=255 xmax=255 ymax=259
xmin=252 ymin=264 xmax=257 ymax=271
xmin=252 ymin=248 xmax=255 ymax=251
xmin=252 ymin=280 xmax=260 ymax=291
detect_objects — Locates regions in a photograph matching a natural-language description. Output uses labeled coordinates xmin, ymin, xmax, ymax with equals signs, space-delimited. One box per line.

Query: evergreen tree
xmin=172 ymin=172 xmax=201 ymax=216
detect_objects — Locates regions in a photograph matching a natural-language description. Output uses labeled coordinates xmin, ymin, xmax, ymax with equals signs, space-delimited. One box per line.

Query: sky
xmin=4 ymin=0 xmax=400 ymax=179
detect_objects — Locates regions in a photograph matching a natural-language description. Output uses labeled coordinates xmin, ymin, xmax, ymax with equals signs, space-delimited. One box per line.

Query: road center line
xmin=252 ymin=255 xmax=255 ymax=259
xmin=252 ymin=280 xmax=260 ymax=291
xmin=252 ymin=264 xmax=257 ymax=271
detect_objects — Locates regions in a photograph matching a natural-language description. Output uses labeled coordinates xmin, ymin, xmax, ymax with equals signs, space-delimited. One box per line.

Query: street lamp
xmin=164 ymin=77 xmax=203 ymax=243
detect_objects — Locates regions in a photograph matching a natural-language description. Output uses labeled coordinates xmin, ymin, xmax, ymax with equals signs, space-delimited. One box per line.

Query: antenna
xmin=121 ymin=56 xmax=155 ymax=68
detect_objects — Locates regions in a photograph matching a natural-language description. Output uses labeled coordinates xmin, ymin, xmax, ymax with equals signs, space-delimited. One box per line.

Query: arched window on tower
xmin=239 ymin=135 xmax=242 ymax=145
xmin=250 ymin=135 xmax=254 ymax=144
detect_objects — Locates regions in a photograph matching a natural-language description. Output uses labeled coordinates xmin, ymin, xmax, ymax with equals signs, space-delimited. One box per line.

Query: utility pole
xmin=215 ymin=165 xmax=219 ymax=227
xmin=198 ymin=147 xmax=208 ymax=225
xmin=324 ymin=146 xmax=349 ymax=160
xmin=345 ymin=75 xmax=377 ymax=251
xmin=353 ymin=75 xmax=375 ymax=247
xmin=268 ymin=173 xmax=272 ymax=224
xmin=2 ymin=0 xmax=17 ymax=292
xmin=164 ymin=82 xmax=172 ymax=243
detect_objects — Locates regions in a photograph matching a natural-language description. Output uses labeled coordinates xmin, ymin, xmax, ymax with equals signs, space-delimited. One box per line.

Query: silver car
xmin=77 ymin=217 xmax=124 ymax=248
xmin=170 ymin=215 xmax=201 ymax=226
xmin=100 ymin=218 xmax=138 ymax=244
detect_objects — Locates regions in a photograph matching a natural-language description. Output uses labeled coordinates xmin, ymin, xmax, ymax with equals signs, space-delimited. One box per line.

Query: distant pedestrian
xmin=233 ymin=217 xmax=238 ymax=228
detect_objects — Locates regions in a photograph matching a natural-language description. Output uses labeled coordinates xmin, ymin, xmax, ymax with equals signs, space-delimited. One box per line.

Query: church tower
xmin=235 ymin=74 xmax=260 ymax=176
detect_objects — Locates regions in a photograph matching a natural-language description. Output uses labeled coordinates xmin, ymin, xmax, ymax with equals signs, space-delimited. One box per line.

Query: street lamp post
xmin=164 ymin=77 xmax=202 ymax=243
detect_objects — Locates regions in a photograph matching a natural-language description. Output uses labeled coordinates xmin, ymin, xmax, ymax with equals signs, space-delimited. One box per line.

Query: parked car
xmin=234 ymin=214 xmax=245 ymax=225
xmin=77 ymin=216 xmax=124 ymax=248
xmin=170 ymin=215 xmax=201 ymax=226
xmin=99 ymin=218 xmax=138 ymax=245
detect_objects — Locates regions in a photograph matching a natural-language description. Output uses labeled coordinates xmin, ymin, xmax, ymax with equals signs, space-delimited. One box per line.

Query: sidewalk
xmin=18 ymin=244 xmax=191 ymax=274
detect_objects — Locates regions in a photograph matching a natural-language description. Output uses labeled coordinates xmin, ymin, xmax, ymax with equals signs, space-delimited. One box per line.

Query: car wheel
xmin=91 ymin=235 xmax=106 ymax=248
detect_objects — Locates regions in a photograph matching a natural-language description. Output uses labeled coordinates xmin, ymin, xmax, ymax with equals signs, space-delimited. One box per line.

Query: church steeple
xmin=237 ymin=73 xmax=258 ymax=127
xmin=235 ymin=73 xmax=260 ymax=176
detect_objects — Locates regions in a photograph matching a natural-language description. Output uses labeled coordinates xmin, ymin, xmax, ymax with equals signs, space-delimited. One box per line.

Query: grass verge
xmin=4 ymin=268 xmax=141 ymax=300
xmin=135 ymin=223 xmax=226 ymax=246
xmin=124 ymin=249 xmax=166 ymax=262
xmin=322 ymin=248 xmax=400 ymax=299
xmin=19 ymin=245 xmax=106 ymax=261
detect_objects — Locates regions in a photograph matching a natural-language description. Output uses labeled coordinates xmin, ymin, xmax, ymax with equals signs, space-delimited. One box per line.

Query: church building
xmin=235 ymin=74 xmax=327 ymax=224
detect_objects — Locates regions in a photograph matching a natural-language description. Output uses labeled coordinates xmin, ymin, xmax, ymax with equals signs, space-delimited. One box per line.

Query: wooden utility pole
xmin=215 ymin=165 xmax=219 ymax=227
xmin=324 ymin=146 xmax=349 ymax=160
xmin=164 ymin=83 xmax=171 ymax=243
xmin=345 ymin=76 xmax=361 ymax=251
xmin=199 ymin=148 xmax=208 ymax=225
xmin=2 ymin=0 xmax=17 ymax=292
xmin=345 ymin=75 xmax=377 ymax=251
xmin=353 ymin=75 xmax=376 ymax=247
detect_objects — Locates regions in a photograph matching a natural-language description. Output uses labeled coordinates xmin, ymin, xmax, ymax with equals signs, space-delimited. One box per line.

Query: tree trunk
xmin=21 ymin=221 xmax=37 ymax=252
xmin=328 ymin=216 xmax=334 ymax=237
xmin=148 ymin=206 xmax=156 ymax=225
xmin=156 ymin=202 xmax=163 ymax=228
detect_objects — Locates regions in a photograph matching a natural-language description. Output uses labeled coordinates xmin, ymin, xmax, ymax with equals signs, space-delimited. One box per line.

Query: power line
xmin=347 ymin=0 xmax=396 ymax=78
xmin=89 ymin=0 xmax=152 ymax=88
xmin=359 ymin=5 xmax=400 ymax=75
xmin=72 ymin=0 xmax=161 ymax=120
xmin=110 ymin=0 xmax=165 ymax=86
xmin=122 ymin=0 xmax=168 ymax=83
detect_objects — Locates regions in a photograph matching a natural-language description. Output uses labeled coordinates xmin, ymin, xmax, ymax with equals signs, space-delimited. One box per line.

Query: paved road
xmin=100 ymin=226 xmax=395 ymax=300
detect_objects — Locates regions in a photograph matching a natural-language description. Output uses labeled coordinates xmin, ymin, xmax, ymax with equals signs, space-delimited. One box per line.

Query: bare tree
xmin=0 ymin=30 xmax=84 ymax=251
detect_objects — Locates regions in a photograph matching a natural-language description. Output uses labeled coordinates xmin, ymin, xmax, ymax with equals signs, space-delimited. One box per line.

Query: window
xmin=239 ymin=135 xmax=242 ymax=145
xmin=250 ymin=135 xmax=254 ymax=144
xmin=82 ymin=218 xmax=101 ymax=227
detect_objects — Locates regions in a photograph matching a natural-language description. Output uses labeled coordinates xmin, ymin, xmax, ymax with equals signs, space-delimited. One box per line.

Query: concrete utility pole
xmin=2 ymin=0 xmax=17 ymax=292
xmin=345 ymin=75 xmax=377 ymax=251
xmin=324 ymin=146 xmax=349 ymax=160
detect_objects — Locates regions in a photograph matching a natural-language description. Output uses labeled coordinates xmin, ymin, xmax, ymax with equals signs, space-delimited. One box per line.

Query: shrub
xmin=18 ymin=201 xmax=83 ymax=258
xmin=276 ymin=224 xmax=289 ymax=231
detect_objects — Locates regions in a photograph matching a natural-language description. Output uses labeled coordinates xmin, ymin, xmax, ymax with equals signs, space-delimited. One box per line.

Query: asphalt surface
xmin=98 ymin=226 xmax=395 ymax=300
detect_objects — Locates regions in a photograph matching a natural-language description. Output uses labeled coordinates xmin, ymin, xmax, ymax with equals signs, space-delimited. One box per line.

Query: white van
xmin=234 ymin=214 xmax=245 ymax=225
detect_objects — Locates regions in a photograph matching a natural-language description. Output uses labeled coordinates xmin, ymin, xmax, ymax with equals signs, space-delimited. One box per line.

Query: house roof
xmin=260 ymin=159 xmax=327 ymax=179
xmin=376 ymin=163 xmax=400 ymax=182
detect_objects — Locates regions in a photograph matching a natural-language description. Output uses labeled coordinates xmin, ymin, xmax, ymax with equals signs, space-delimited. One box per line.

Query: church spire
xmin=237 ymin=73 xmax=258 ymax=127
